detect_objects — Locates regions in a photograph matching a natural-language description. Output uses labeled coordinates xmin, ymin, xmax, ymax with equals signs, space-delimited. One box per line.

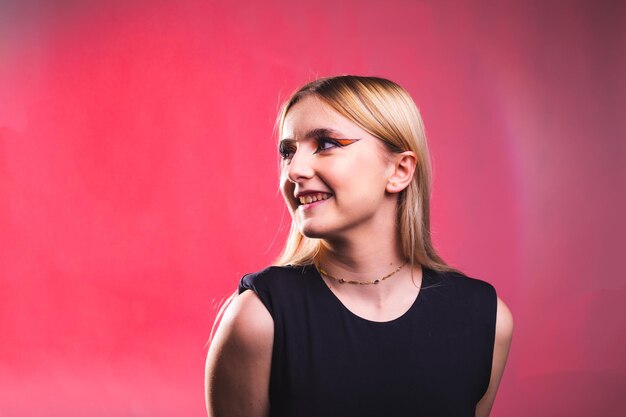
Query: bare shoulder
xmin=217 ymin=290 xmax=274 ymax=349
xmin=205 ymin=290 xmax=274 ymax=417
xmin=475 ymin=295 xmax=513 ymax=417
xmin=495 ymin=296 xmax=514 ymax=342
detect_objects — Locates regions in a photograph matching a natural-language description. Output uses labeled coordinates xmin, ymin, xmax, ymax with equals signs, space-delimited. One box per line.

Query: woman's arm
xmin=205 ymin=290 xmax=274 ymax=417
xmin=475 ymin=296 xmax=514 ymax=417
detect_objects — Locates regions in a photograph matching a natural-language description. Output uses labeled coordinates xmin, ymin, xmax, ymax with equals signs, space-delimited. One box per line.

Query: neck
xmin=312 ymin=197 xmax=410 ymax=285
xmin=316 ymin=230 xmax=406 ymax=283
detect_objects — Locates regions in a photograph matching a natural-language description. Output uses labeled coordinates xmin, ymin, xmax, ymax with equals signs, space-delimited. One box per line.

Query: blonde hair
xmin=274 ymin=75 xmax=461 ymax=274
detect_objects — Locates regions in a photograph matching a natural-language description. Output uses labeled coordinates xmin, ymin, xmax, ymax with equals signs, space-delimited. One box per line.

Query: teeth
xmin=298 ymin=193 xmax=331 ymax=205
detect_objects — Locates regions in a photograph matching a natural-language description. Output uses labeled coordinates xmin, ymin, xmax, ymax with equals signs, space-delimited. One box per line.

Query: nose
xmin=285 ymin=147 xmax=315 ymax=184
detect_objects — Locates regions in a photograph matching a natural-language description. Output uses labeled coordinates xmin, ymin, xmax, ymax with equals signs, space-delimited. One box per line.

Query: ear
xmin=386 ymin=151 xmax=417 ymax=193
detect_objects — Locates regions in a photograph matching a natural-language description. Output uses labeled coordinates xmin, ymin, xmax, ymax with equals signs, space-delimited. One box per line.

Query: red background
xmin=1 ymin=0 xmax=624 ymax=416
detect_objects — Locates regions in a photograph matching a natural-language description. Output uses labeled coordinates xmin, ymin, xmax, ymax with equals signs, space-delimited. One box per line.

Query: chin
xmin=298 ymin=228 xmax=327 ymax=239
xmin=297 ymin=222 xmax=332 ymax=240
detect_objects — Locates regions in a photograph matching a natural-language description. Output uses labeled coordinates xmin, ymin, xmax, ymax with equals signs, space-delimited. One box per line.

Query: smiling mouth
xmin=297 ymin=192 xmax=333 ymax=206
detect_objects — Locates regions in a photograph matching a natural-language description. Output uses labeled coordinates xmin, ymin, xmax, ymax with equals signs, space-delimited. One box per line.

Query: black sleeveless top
xmin=238 ymin=265 xmax=497 ymax=417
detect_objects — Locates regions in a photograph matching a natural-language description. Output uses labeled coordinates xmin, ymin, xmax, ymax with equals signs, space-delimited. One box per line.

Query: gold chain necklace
xmin=316 ymin=262 xmax=407 ymax=285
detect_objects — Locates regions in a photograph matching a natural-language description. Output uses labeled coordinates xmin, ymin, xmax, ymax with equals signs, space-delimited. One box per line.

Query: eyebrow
xmin=281 ymin=127 xmax=346 ymax=143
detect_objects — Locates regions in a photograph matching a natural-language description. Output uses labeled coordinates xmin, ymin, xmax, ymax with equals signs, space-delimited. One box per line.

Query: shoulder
xmin=495 ymin=296 xmax=514 ymax=342
xmin=239 ymin=265 xmax=297 ymax=286
xmin=430 ymin=268 xmax=497 ymax=303
xmin=425 ymin=268 xmax=504 ymax=328
xmin=475 ymin=296 xmax=514 ymax=416
xmin=208 ymin=289 xmax=274 ymax=358
xmin=238 ymin=264 xmax=312 ymax=302
xmin=237 ymin=264 xmax=312 ymax=320
xmin=205 ymin=290 xmax=273 ymax=416
xmin=239 ymin=264 xmax=308 ymax=292
xmin=442 ymin=269 xmax=514 ymax=336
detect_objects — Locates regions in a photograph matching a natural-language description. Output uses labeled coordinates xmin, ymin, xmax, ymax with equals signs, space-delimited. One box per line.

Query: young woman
xmin=205 ymin=76 xmax=513 ymax=417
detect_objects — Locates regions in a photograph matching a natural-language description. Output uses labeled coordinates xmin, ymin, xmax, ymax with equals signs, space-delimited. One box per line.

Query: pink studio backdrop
xmin=1 ymin=0 xmax=624 ymax=416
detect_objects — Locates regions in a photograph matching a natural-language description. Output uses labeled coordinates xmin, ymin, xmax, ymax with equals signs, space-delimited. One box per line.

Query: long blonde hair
xmin=274 ymin=75 xmax=461 ymax=274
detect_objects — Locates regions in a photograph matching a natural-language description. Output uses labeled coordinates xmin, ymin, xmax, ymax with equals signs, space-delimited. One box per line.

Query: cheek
xmin=280 ymin=175 xmax=295 ymax=205
xmin=339 ymin=157 xmax=386 ymax=186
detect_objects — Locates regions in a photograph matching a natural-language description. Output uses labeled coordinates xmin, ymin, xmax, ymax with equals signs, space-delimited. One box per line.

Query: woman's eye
xmin=315 ymin=137 xmax=360 ymax=154
xmin=279 ymin=137 xmax=357 ymax=160
xmin=279 ymin=142 xmax=296 ymax=160
xmin=315 ymin=138 xmax=342 ymax=153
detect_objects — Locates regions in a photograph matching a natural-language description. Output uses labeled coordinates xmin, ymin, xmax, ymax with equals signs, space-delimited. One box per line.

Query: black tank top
xmin=238 ymin=264 xmax=497 ymax=417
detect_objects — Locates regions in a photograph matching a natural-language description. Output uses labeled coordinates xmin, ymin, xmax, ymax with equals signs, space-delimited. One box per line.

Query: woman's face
xmin=279 ymin=96 xmax=397 ymax=241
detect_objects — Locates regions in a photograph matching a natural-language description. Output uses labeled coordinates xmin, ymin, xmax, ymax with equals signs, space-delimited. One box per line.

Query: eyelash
xmin=279 ymin=137 xmax=344 ymax=160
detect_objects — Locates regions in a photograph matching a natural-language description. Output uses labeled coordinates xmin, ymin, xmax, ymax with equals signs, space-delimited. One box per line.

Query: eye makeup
xmin=278 ymin=137 xmax=360 ymax=160
xmin=331 ymin=139 xmax=360 ymax=147
xmin=313 ymin=137 xmax=359 ymax=154
xmin=279 ymin=127 xmax=362 ymax=160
